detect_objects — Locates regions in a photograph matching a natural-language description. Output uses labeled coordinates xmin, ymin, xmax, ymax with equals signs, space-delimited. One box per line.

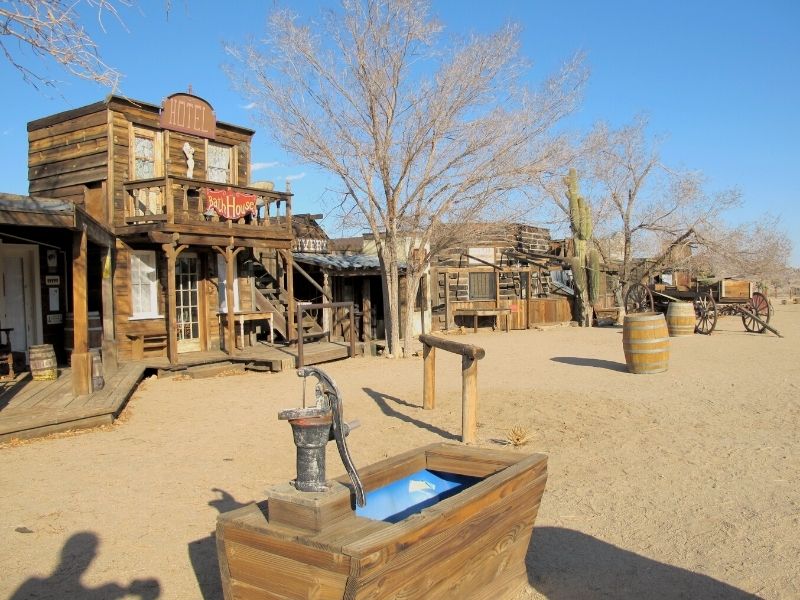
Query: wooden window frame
xmin=130 ymin=250 xmax=162 ymax=319
xmin=205 ymin=141 xmax=237 ymax=185
xmin=129 ymin=126 xmax=164 ymax=180
xmin=468 ymin=271 xmax=496 ymax=301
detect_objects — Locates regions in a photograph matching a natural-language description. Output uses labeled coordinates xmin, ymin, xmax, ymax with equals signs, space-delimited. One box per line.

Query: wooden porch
xmin=0 ymin=340 xmax=357 ymax=443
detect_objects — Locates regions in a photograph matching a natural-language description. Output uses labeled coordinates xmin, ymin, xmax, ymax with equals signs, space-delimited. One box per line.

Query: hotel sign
xmin=205 ymin=188 xmax=257 ymax=220
xmin=160 ymin=93 xmax=216 ymax=139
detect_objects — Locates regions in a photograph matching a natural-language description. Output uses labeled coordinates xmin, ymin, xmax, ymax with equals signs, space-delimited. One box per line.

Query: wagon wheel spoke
xmin=625 ymin=284 xmax=654 ymax=313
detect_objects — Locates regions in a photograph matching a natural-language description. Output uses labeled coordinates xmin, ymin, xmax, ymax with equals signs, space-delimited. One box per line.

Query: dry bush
xmin=505 ymin=425 xmax=530 ymax=447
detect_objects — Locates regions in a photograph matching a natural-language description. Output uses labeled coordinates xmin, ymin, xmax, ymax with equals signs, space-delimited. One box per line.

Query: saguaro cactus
xmin=564 ymin=169 xmax=597 ymax=326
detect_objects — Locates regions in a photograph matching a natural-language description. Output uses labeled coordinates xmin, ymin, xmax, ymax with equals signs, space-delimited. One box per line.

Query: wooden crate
xmin=720 ymin=279 xmax=752 ymax=301
xmin=216 ymin=443 xmax=548 ymax=600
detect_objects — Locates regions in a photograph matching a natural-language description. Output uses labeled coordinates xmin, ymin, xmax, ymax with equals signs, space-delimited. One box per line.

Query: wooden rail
xmin=122 ymin=177 xmax=291 ymax=233
xmin=296 ymin=302 xmax=355 ymax=368
xmin=418 ymin=334 xmax=486 ymax=444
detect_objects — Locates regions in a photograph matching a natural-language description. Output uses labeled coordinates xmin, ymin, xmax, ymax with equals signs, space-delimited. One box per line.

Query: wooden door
xmin=176 ymin=254 xmax=201 ymax=352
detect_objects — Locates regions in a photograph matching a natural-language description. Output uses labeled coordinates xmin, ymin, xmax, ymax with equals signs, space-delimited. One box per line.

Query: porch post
xmin=322 ymin=272 xmax=331 ymax=334
xmin=282 ymin=250 xmax=296 ymax=343
xmin=100 ymin=245 xmax=118 ymax=375
xmin=71 ymin=227 xmax=92 ymax=396
xmin=162 ymin=240 xmax=188 ymax=365
xmin=361 ymin=278 xmax=371 ymax=342
xmin=225 ymin=245 xmax=237 ymax=353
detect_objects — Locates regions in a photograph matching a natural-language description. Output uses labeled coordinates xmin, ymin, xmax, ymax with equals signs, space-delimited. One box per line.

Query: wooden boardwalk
xmin=0 ymin=340 xmax=356 ymax=443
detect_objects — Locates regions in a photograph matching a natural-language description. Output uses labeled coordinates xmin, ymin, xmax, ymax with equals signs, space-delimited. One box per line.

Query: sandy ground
xmin=2 ymin=303 xmax=799 ymax=599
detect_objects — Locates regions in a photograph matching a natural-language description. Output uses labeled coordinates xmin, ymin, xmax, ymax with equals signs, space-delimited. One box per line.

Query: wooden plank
xmin=335 ymin=447 xmax=428 ymax=494
xmin=29 ymin=136 xmax=108 ymax=167
xmin=27 ymin=108 xmax=107 ymax=140
xmin=28 ymin=166 xmax=108 ymax=194
xmin=223 ymin=539 xmax=349 ymax=599
xmin=28 ymin=150 xmax=108 ymax=181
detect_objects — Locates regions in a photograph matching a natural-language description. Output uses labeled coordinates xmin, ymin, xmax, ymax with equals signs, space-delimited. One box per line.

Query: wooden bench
xmin=454 ymin=308 xmax=511 ymax=333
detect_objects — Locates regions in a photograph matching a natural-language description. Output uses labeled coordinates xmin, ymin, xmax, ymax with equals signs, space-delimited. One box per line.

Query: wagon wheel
xmin=694 ymin=293 xmax=717 ymax=335
xmin=742 ymin=291 xmax=770 ymax=333
xmin=625 ymin=283 xmax=654 ymax=313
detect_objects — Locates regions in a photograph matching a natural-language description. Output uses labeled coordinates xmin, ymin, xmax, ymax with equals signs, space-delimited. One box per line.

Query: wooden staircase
xmin=252 ymin=254 xmax=325 ymax=342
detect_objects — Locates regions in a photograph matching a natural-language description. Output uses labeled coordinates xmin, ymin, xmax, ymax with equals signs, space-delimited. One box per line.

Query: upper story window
xmin=131 ymin=127 xmax=163 ymax=180
xmin=207 ymin=142 xmax=233 ymax=183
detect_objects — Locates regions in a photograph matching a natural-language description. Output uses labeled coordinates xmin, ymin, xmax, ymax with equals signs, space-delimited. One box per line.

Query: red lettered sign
xmin=205 ymin=189 xmax=257 ymax=220
xmin=160 ymin=93 xmax=216 ymax=139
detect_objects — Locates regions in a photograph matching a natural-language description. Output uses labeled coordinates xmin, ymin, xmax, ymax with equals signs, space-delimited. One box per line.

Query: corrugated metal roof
xmin=294 ymin=253 xmax=405 ymax=273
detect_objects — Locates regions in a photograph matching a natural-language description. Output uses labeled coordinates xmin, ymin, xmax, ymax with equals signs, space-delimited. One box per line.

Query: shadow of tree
xmin=526 ymin=527 xmax=762 ymax=599
xmin=9 ymin=531 xmax=160 ymax=599
xmin=363 ymin=386 xmax=460 ymax=441
xmin=188 ymin=488 xmax=249 ymax=600
xmin=551 ymin=356 xmax=629 ymax=372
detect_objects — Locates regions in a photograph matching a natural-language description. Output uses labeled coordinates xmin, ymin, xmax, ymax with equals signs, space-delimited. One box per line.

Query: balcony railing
xmin=122 ymin=176 xmax=292 ymax=235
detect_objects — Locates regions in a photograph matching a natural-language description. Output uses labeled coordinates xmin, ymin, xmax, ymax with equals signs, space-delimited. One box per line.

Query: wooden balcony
xmin=120 ymin=177 xmax=292 ymax=243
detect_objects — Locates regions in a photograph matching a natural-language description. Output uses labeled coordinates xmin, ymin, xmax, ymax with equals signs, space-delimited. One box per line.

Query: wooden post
xmin=323 ymin=272 xmax=331 ymax=334
xmin=349 ymin=302 xmax=355 ymax=358
xmin=423 ymin=343 xmax=435 ymax=410
xmin=461 ymin=354 xmax=478 ymax=444
xmin=445 ymin=273 xmax=451 ymax=330
xmin=163 ymin=239 xmax=188 ymax=365
xmin=71 ymin=227 xmax=91 ymax=396
xmin=362 ymin=278 xmax=371 ymax=342
xmin=526 ymin=269 xmax=532 ymax=329
xmin=284 ymin=250 xmax=296 ymax=343
xmin=296 ymin=303 xmax=304 ymax=368
xmin=100 ymin=245 xmax=118 ymax=374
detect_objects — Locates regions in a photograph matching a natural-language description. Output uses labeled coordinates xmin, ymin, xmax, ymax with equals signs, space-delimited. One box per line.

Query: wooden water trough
xmin=216 ymin=443 xmax=548 ymax=599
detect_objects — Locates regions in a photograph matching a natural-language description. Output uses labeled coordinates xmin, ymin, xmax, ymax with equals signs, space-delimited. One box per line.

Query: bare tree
xmin=226 ymin=0 xmax=584 ymax=356
xmin=0 ymin=0 xmax=132 ymax=89
xmin=583 ymin=115 xmax=740 ymax=308
xmin=693 ymin=216 xmax=794 ymax=293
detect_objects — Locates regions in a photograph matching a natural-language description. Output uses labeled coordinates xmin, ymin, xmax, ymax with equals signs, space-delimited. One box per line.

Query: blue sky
xmin=1 ymin=1 xmax=798 ymax=265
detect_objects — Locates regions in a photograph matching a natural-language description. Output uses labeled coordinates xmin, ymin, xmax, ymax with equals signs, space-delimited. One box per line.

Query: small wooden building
xmin=430 ymin=224 xmax=574 ymax=331
xmin=1 ymin=93 xmax=299 ymax=394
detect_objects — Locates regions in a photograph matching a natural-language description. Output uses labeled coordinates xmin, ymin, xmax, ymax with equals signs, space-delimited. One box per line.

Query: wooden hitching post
xmin=423 ymin=342 xmax=435 ymax=410
xmin=461 ymin=354 xmax=478 ymax=444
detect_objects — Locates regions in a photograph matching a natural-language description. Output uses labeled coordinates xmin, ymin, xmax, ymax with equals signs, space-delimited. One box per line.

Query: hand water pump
xmin=278 ymin=367 xmax=366 ymax=507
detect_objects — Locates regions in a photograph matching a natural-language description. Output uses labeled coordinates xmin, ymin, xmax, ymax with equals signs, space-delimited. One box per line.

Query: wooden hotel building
xmin=0 ymin=93 xmax=297 ymax=395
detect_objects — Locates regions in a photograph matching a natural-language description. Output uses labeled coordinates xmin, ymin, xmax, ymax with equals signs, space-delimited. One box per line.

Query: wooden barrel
xmin=65 ymin=311 xmax=103 ymax=352
xmin=623 ymin=312 xmax=669 ymax=374
xmin=666 ymin=302 xmax=695 ymax=336
xmin=29 ymin=344 xmax=58 ymax=381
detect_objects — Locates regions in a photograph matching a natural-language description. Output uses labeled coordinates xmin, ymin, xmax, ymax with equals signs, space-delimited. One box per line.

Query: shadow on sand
xmin=9 ymin=531 xmax=160 ymax=599
xmin=551 ymin=356 xmax=629 ymax=372
xmin=188 ymin=488 xmax=249 ymax=600
xmin=363 ymin=386 xmax=460 ymax=441
xmin=527 ymin=527 xmax=762 ymax=599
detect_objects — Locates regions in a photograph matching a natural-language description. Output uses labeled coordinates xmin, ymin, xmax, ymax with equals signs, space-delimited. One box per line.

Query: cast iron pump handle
xmin=296 ymin=367 xmax=366 ymax=507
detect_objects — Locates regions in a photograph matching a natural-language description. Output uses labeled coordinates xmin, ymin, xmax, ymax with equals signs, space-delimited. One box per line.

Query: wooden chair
xmin=0 ymin=323 xmax=14 ymax=380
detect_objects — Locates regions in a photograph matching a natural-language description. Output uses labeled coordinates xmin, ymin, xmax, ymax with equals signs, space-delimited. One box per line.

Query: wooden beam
xmin=71 ymin=227 xmax=91 ymax=397
xmin=461 ymin=354 xmax=478 ymax=444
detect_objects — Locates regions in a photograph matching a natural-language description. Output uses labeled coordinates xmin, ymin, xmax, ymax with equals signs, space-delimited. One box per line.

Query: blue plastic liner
xmin=356 ymin=469 xmax=481 ymax=523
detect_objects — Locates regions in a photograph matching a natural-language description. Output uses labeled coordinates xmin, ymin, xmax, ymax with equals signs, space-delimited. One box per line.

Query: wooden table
xmin=454 ymin=308 xmax=511 ymax=333
xmin=219 ymin=311 xmax=273 ymax=349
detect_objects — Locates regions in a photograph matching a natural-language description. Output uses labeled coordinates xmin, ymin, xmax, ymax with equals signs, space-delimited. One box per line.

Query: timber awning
xmin=294 ymin=252 xmax=405 ymax=274
xmin=0 ymin=192 xmax=115 ymax=247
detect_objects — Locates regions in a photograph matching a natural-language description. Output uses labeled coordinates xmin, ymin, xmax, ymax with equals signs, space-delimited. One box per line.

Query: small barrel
xmin=666 ymin=302 xmax=696 ymax=337
xmin=29 ymin=344 xmax=58 ymax=381
xmin=623 ymin=312 xmax=669 ymax=374
xmin=91 ymin=349 xmax=104 ymax=392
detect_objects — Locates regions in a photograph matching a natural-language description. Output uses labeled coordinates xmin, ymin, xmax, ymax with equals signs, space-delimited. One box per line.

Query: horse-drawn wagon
xmin=624 ymin=277 xmax=780 ymax=336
